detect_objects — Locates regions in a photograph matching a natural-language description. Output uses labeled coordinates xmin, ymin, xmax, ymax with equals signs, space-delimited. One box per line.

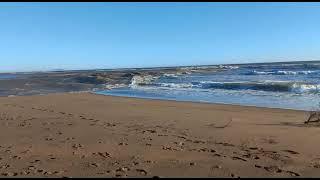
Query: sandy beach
xmin=0 ymin=92 xmax=319 ymax=177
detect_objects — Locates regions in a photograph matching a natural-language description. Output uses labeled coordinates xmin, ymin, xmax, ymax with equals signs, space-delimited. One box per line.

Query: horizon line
xmin=1 ymin=59 xmax=320 ymax=74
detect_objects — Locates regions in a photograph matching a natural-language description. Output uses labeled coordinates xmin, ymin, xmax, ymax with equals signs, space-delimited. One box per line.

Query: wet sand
xmin=0 ymin=92 xmax=319 ymax=177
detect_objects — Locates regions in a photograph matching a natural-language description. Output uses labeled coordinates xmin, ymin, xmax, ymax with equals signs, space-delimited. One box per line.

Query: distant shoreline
xmin=1 ymin=60 xmax=320 ymax=74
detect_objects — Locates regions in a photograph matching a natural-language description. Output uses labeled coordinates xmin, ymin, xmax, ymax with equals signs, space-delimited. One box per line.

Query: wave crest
xmin=134 ymin=80 xmax=320 ymax=94
xmin=129 ymin=75 xmax=159 ymax=88
xmin=245 ymin=70 xmax=319 ymax=75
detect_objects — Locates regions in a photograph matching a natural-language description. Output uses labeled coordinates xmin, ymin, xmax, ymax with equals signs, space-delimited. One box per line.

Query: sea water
xmin=96 ymin=62 xmax=320 ymax=111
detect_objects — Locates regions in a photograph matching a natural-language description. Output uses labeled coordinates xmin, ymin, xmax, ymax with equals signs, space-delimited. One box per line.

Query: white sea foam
xmin=163 ymin=73 xmax=179 ymax=78
xmin=158 ymin=83 xmax=194 ymax=89
xmin=105 ymin=83 xmax=128 ymax=90
xmin=142 ymin=80 xmax=320 ymax=94
xmin=129 ymin=75 xmax=159 ymax=88
xmin=247 ymin=70 xmax=319 ymax=75
xmin=290 ymin=83 xmax=320 ymax=94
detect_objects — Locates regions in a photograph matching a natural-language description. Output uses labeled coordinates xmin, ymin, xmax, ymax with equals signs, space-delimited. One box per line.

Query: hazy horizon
xmin=1 ymin=59 xmax=320 ymax=74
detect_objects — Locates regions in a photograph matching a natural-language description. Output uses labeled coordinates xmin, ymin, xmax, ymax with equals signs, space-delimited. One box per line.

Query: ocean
xmin=95 ymin=61 xmax=320 ymax=111
xmin=0 ymin=74 xmax=17 ymax=80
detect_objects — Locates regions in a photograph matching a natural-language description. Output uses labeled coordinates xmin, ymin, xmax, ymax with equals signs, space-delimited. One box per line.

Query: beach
xmin=0 ymin=92 xmax=319 ymax=177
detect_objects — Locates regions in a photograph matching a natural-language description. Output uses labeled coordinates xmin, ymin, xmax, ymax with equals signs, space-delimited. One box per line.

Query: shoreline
xmin=92 ymin=91 xmax=309 ymax=113
xmin=4 ymin=91 xmax=309 ymax=113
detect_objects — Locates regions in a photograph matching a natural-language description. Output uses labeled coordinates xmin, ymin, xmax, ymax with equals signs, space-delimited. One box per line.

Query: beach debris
xmin=305 ymin=111 xmax=320 ymax=124
xmin=210 ymin=118 xmax=233 ymax=129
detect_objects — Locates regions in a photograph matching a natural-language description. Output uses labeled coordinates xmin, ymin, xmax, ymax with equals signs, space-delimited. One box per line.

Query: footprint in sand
xmin=30 ymin=159 xmax=41 ymax=164
xmin=116 ymin=167 xmax=130 ymax=173
xmin=215 ymin=142 xmax=235 ymax=147
xmin=193 ymin=140 xmax=206 ymax=144
xmin=95 ymin=152 xmax=111 ymax=158
xmin=89 ymin=162 xmax=100 ymax=168
xmin=312 ymin=163 xmax=320 ymax=168
xmin=281 ymin=150 xmax=299 ymax=155
xmin=162 ymin=146 xmax=179 ymax=151
xmin=157 ymin=134 xmax=168 ymax=137
xmin=136 ymin=169 xmax=147 ymax=176
xmin=212 ymin=153 xmax=222 ymax=157
xmin=11 ymin=155 xmax=22 ymax=160
xmin=176 ymin=135 xmax=187 ymax=140
xmin=118 ymin=142 xmax=128 ymax=146
xmin=232 ymin=156 xmax=247 ymax=162
xmin=286 ymin=170 xmax=300 ymax=177
xmin=230 ymin=173 xmax=240 ymax=178
xmin=44 ymin=137 xmax=54 ymax=141
xmin=1 ymin=164 xmax=10 ymax=169
xmin=72 ymin=143 xmax=84 ymax=150
xmin=255 ymin=164 xmax=300 ymax=177
xmin=1 ymin=172 xmax=18 ymax=177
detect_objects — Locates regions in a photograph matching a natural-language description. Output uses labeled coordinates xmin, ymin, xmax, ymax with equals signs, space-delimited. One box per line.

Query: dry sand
xmin=0 ymin=92 xmax=319 ymax=177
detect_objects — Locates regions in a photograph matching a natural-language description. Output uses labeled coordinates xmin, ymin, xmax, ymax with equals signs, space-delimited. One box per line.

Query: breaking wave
xmin=245 ymin=70 xmax=319 ymax=75
xmin=129 ymin=75 xmax=159 ymax=88
xmin=195 ymin=81 xmax=320 ymax=94
xmin=130 ymin=77 xmax=320 ymax=94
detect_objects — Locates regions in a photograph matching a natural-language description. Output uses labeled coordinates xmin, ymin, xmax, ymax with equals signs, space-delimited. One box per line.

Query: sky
xmin=1 ymin=2 xmax=320 ymax=72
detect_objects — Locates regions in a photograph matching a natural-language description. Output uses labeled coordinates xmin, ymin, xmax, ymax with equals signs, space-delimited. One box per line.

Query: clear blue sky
xmin=1 ymin=2 xmax=320 ymax=72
